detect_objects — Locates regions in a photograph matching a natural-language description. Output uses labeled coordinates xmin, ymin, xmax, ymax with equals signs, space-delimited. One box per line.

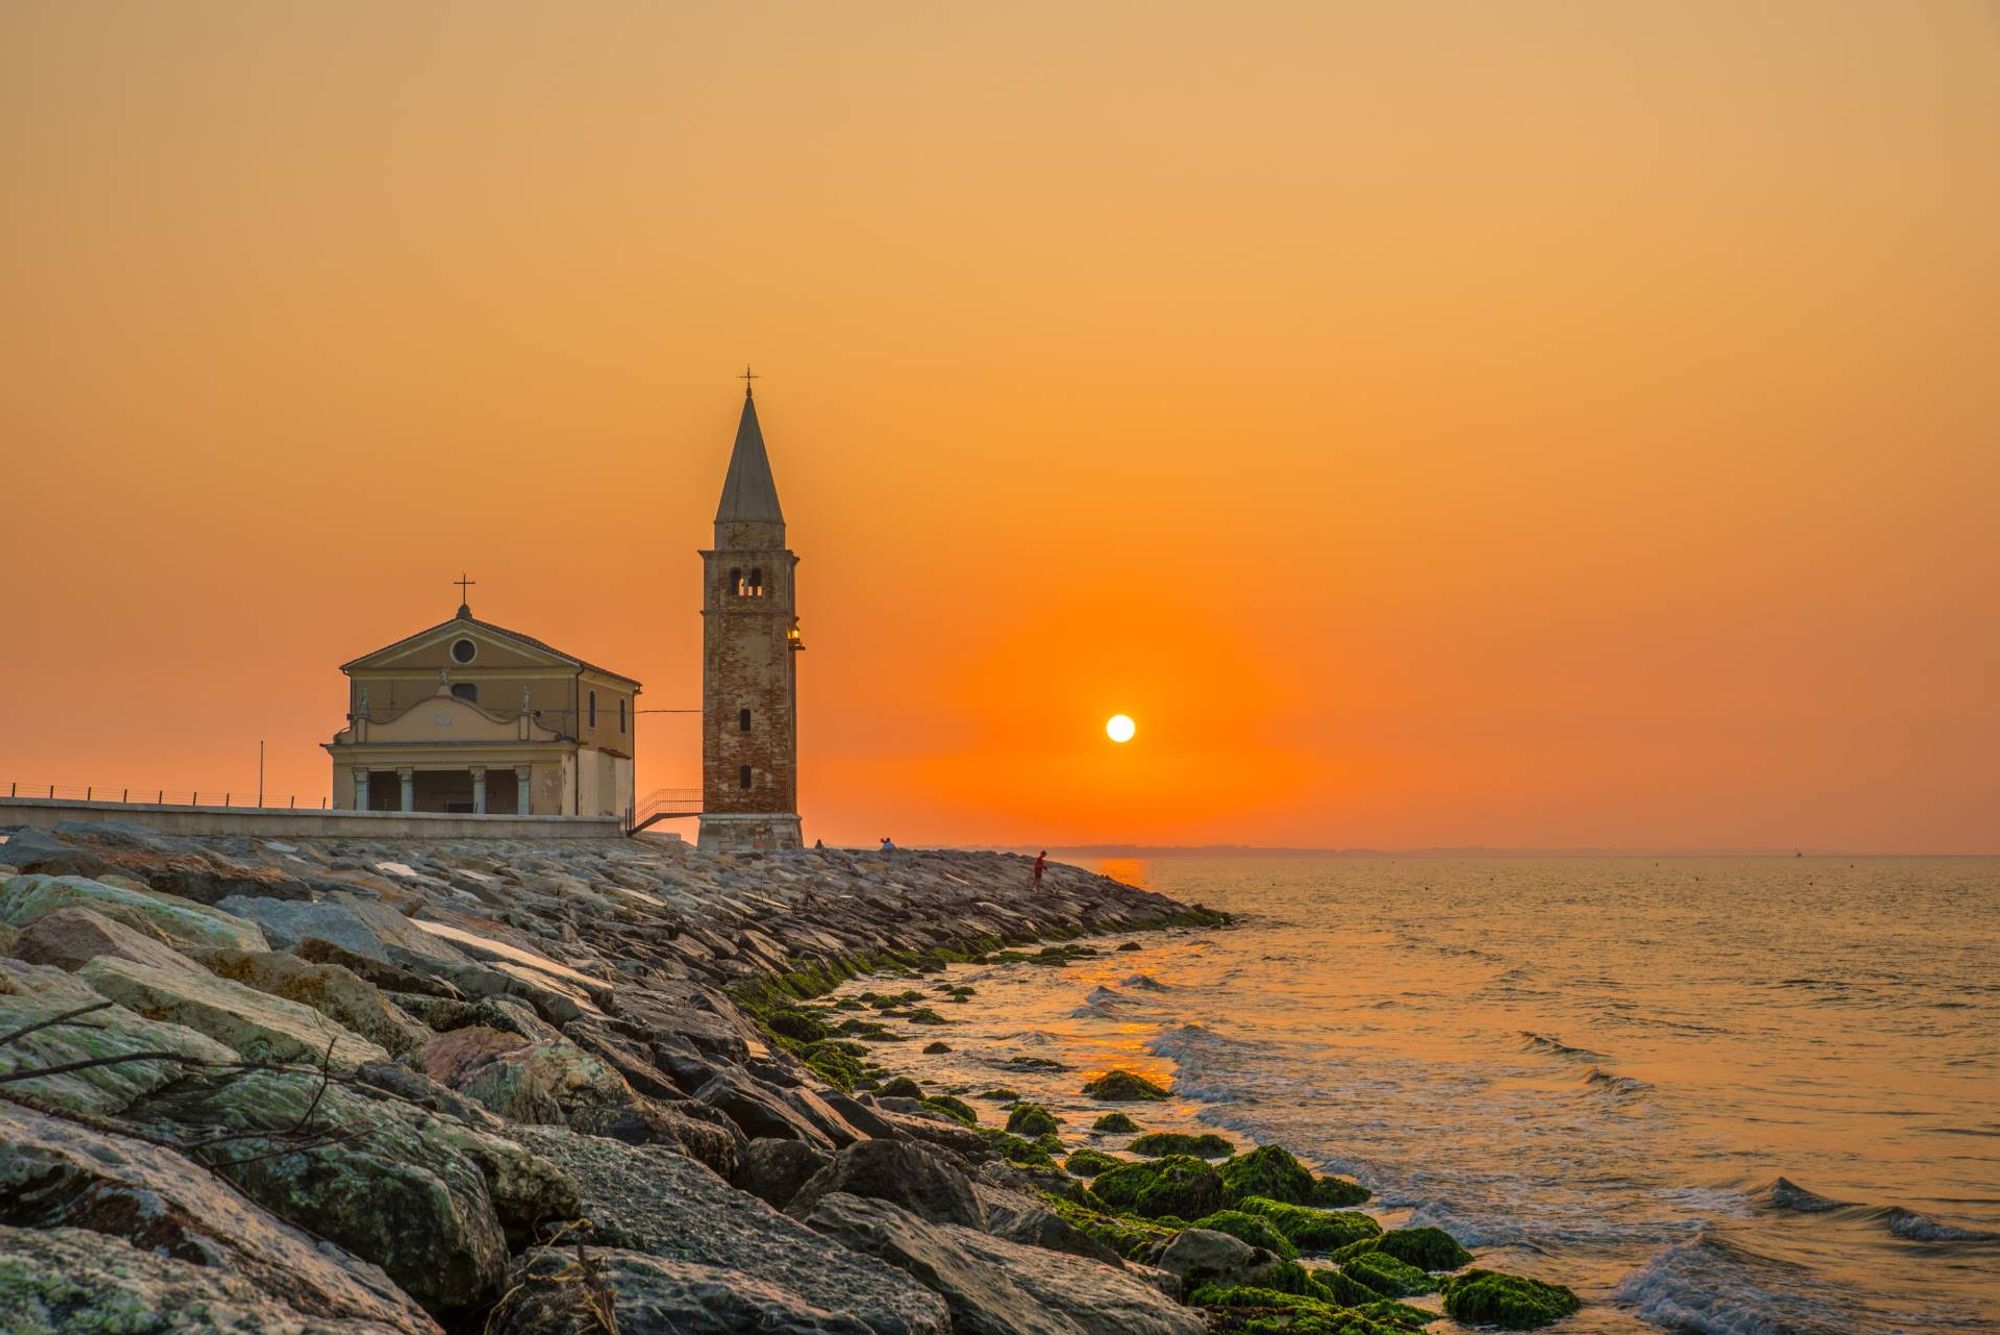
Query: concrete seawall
xmin=0 ymin=796 xmax=627 ymax=839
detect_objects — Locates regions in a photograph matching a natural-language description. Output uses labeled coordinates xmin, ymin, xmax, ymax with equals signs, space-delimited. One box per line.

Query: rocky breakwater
xmin=0 ymin=821 xmax=1231 ymax=1333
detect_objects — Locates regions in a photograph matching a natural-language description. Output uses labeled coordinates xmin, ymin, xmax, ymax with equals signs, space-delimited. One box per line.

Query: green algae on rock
xmin=1131 ymin=1130 xmax=1235 ymax=1158
xmin=877 ymin=1075 xmax=925 ymax=1099
xmin=1235 ymin=1197 xmax=1383 ymax=1252
xmin=1310 ymin=1175 xmax=1373 ymax=1207
xmin=1441 ymin=1269 xmax=1580 ymax=1329
xmin=1190 ymin=1208 xmax=1299 ymax=1259
xmin=1220 ymin=1144 xmax=1316 ymax=1205
xmin=1093 ymin=1110 xmax=1142 ymax=1132
xmin=1365 ymin=1225 xmax=1474 ymax=1272
xmin=922 ymin=1094 xmax=978 ymax=1126
xmin=1089 ymin=1153 xmax=1226 ymax=1219
xmin=1342 ymin=1249 xmax=1437 ymax=1298
xmin=1005 ymin=1101 xmax=1062 ymax=1137
xmin=1187 ymin=1281 xmax=1405 ymax=1335
xmin=1064 ymin=1148 xmax=1123 ymax=1177
xmin=1083 ymin=1068 xmax=1170 ymax=1101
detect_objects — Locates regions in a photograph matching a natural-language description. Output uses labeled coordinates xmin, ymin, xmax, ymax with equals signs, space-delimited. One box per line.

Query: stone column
xmin=398 ymin=767 xmax=415 ymax=813
xmin=470 ymin=767 xmax=487 ymax=815
xmin=353 ymin=768 xmax=370 ymax=811
xmin=516 ymin=766 xmax=533 ymax=815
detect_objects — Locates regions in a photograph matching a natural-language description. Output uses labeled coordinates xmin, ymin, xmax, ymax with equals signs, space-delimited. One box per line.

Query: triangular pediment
xmin=343 ymin=618 xmax=580 ymax=674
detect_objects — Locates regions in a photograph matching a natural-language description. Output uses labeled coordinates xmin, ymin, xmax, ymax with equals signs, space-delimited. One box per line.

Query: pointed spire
xmin=715 ymin=384 xmax=785 ymax=527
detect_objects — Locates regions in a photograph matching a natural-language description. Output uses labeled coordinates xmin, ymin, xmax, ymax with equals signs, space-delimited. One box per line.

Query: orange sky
xmin=2 ymin=3 xmax=1996 ymax=851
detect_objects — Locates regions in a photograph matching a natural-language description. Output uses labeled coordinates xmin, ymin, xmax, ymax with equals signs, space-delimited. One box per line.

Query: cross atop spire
xmin=738 ymin=364 xmax=758 ymax=398
xmin=454 ymin=572 xmax=476 ymax=619
xmin=715 ymin=384 xmax=784 ymax=530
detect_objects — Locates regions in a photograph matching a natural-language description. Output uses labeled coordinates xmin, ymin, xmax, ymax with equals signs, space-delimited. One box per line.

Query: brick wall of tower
xmin=700 ymin=544 xmax=799 ymax=825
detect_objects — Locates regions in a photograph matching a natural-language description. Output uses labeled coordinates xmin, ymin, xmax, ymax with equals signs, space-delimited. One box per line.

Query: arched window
xmin=738 ymin=708 xmax=751 ymax=732
xmin=729 ymin=568 xmax=743 ymax=597
xmin=450 ymin=682 xmax=479 ymax=704
xmin=588 ymin=691 xmax=597 ymax=727
xmin=618 ymin=699 xmax=626 ymax=734
xmin=738 ymin=765 xmax=752 ymax=789
xmin=748 ymin=568 xmax=764 ymax=597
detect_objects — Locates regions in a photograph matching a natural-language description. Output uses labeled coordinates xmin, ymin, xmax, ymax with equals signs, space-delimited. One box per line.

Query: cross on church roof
xmin=739 ymin=364 xmax=758 ymax=397
xmin=454 ymin=572 xmax=476 ymax=618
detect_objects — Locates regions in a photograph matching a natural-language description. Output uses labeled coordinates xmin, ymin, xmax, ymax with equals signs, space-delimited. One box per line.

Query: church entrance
xmin=412 ymin=770 xmax=475 ymax=813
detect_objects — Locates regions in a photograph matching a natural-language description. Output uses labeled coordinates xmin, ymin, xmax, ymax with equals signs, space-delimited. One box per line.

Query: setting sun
xmin=1106 ymin=714 xmax=1137 ymax=744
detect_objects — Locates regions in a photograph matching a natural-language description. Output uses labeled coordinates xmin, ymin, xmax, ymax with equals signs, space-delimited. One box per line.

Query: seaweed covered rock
xmin=878 ymin=1076 xmax=925 ymax=1100
xmin=1090 ymin=1154 xmax=1225 ymax=1220
xmin=1235 ymin=1197 xmax=1383 ymax=1253
xmin=1006 ymin=1101 xmax=1062 ymax=1137
xmin=1311 ymin=1174 xmax=1373 ymax=1207
xmin=975 ymin=1184 xmax=1125 ymax=1267
xmin=1188 ymin=1282 xmax=1403 ymax=1335
xmin=1042 ymin=1195 xmax=1181 ymax=1259
xmin=1131 ymin=1130 xmax=1235 ymax=1159
xmin=1344 ymin=1249 xmax=1437 ymax=1298
xmin=1442 ymin=1269 xmax=1581 ymax=1329
xmin=1219 ymin=1144 xmax=1315 ymax=1206
xmin=1094 ymin=1111 xmax=1141 ymax=1133
xmin=1065 ymin=1148 xmax=1123 ymax=1177
xmin=1189 ymin=1209 xmax=1298 ymax=1259
xmin=923 ymin=1094 xmax=979 ymax=1126
xmin=1369 ymin=1226 xmax=1474 ymax=1272
xmin=1083 ymin=1069 xmax=1170 ymax=1101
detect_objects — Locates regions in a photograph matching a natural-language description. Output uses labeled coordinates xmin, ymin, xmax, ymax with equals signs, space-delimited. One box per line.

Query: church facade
xmin=699 ymin=384 xmax=804 ymax=851
xmin=324 ymin=603 xmax=639 ymax=818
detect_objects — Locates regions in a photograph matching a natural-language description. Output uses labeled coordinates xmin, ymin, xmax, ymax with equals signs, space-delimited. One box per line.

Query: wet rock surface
xmin=0 ymin=825 xmax=1231 ymax=1333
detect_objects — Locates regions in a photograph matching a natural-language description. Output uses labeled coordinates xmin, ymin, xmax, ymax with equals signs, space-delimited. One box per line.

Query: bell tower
xmin=699 ymin=375 xmax=803 ymax=851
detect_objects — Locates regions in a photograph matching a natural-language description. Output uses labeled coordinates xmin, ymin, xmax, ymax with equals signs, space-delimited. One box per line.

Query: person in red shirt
xmin=1032 ymin=851 xmax=1047 ymax=889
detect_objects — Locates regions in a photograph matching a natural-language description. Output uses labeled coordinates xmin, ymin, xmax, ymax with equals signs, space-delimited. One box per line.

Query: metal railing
xmin=628 ymin=787 xmax=703 ymax=834
xmin=2 ymin=783 xmax=331 ymax=810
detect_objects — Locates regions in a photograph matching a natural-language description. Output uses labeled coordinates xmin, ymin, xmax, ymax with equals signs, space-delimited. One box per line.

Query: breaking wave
xmin=1613 ymin=1231 xmax=1859 ymax=1335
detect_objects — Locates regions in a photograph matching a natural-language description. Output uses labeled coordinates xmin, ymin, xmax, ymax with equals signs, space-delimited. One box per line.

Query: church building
xmin=699 ymin=380 xmax=804 ymax=851
xmin=322 ymin=377 xmax=803 ymax=843
xmin=325 ymin=593 xmax=640 ymax=817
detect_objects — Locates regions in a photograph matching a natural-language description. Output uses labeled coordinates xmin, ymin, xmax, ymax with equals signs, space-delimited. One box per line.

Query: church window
xmin=619 ymin=699 xmax=626 ymax=733
xmin=738 ymin=708 xmax=751 ymax=732
xmin=588 ymin=691 xmax=597 ymax=727
xmin=738 ymin=765 xmax=753 ymax=789
xmin=451 ymin=682 xmax=479 ymax=704
xmin=729 ymin=568 xmax=743 ymax=597
xmin=748 ymin=568 xmax=764 ymax=597
xmin=451 ymin=638 xmax=477 ymax=664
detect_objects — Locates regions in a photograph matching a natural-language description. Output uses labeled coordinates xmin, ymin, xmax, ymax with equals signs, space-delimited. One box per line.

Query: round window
xmin=451 ymin=638 xmax=477 ymax=664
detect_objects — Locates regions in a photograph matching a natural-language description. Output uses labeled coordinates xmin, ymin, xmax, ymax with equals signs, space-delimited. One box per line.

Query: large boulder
xmin=507 ymin=1126 xmax=950 ymax=1334
xmin=193 ymin=948 xmax=434 ymax=1058
xmin=0 ymin=829 xmax=109 ymax=878
xmin=487 ymin=1247 xmax=948 ymax=1335
xmin=0 ymin=874 xmax=267 ymax=952
xmin=0 ymin=1102 xmax=438 ymax=1332
xmin=1089 ymin=1154 xmax=1225 ymax=1220
xmin=419 ymin=1026 xmax=635 ymax=1126
xmin=216 ymin=892 xmax=463 ymax=966
xmin=0 ymin=958 xmax=238 ymax=1116
xmin=134 ymin=1069 xmax=517 ymax=1320
xmin=78 ymin=955 xmax=390 ymax=1068
xmin=8 ymin=905 xmax=209 ymax=976
xmin=739 ymin=1136 xmax=832 ymax=1209
xmin=788 ymin=1139 xmax=987 ymax=1230
xmin=697 ymin=1069 xmax=840 ymax=1149
xmin=975 ymin=1184 xmax=1124 ymax=1267
xmin=1153 ymin=1227 xmax=1272 ymax=1292
xmin=803 ymin=1192 xmax=1206 ymax=1335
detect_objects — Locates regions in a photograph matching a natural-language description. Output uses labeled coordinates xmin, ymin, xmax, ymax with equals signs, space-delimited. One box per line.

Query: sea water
xmin=856 ymin=856 xmax=1999 ymax=1333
